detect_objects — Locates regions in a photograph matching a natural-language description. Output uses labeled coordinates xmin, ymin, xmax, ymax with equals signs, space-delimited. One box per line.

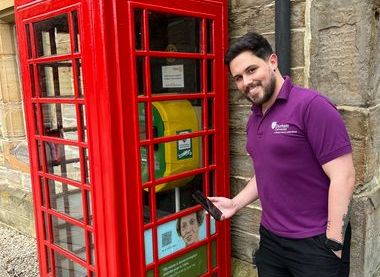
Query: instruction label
xmin=162 ymin=65 xmax=184 ymax=88
xmin=177 ymin=129 xmax=192 ymax=160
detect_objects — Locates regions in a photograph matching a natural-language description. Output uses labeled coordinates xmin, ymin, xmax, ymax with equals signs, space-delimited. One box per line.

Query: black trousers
xmin=253 ymin=225 xmax=351 ymax=277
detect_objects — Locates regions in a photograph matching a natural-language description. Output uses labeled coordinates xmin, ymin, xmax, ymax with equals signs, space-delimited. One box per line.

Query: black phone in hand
xmin=192 ymin=190 xmax=223 ymax=221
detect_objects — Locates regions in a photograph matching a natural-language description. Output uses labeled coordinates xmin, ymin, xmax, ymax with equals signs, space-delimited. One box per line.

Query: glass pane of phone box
xmin=143 ymin=174 xmax=217 ymax=266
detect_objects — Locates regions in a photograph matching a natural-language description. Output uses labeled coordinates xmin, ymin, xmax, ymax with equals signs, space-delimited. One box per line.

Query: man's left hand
xmin=333 ymin=250 xmax=342 ymax=259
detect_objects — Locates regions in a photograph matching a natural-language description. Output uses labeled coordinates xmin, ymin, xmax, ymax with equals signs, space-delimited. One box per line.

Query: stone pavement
xmin=0 ymin=223 xmax=38 ymax=277
xmin=0 ymin=265 xmax=10 ymax=277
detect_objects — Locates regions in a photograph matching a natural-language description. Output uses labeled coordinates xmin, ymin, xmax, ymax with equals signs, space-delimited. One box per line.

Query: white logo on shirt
xmin=271 ymin=121 xmax=297 ymax=134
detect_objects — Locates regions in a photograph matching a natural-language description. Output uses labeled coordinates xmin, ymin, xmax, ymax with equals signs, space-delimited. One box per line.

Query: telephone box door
xmin=123 ymin=1 xmax=230 ymax=276
xmin=15 ymin=0 xmax=96 ymax=276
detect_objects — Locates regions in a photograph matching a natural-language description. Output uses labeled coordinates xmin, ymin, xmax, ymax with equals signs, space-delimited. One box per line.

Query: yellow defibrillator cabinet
xmin=140 ymin=100 xmax=200 ymax=191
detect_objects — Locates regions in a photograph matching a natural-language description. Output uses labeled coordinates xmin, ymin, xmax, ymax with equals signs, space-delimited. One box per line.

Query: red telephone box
xmin=15 ymin=0 xmax=230 ymax=276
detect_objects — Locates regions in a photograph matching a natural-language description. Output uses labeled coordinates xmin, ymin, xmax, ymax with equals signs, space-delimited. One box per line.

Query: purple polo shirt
xmin=246 ymin=77 xmax=352 ymax=239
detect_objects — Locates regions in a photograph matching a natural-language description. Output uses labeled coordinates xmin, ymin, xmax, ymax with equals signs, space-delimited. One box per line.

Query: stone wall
xmin=0 ymin=10 xmax=35 ymax=236
xmin=229 ymin=0 xmax=380 ymax=276
xmin=308 ymin=1 xmax=380 ymax=276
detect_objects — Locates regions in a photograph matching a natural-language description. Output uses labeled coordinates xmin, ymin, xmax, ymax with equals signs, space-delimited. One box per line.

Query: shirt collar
xmin=251 ymin=76 xmax=293 ymax=115
xmin=277 ymin=76 xmax=293 ymax=100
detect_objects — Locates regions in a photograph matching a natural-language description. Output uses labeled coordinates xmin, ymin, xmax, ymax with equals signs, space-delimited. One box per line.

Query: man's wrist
xmin=325 ymin=238 xmax=343 ymax=251
xmin=231 ymin=198 xmax=240 ymax=213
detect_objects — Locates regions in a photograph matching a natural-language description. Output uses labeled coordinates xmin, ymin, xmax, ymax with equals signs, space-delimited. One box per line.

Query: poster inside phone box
xmin=144 ymin=212 xmax=216 ymax=276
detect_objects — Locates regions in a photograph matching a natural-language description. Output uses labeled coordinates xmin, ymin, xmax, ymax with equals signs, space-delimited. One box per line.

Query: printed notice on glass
xmin=162 ymin=65 xmax=184 ymax=88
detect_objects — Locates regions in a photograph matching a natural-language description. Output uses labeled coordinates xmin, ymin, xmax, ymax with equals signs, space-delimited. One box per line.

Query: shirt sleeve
xmin=304 ymin=95 xmax=352 ymax=165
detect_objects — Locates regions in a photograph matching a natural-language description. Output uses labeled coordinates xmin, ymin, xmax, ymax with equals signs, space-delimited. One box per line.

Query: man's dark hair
xmin=224 ymin=32 xmax=274 ymax=65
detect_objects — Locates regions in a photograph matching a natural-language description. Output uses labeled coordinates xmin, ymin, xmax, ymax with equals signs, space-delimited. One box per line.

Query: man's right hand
xmin=207 ymin=197 xmax=239 ymax=220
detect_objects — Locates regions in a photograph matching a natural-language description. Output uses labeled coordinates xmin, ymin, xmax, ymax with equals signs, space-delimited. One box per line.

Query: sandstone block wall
xmin=0 ymin=15 xmax=35 ymax=236
xmin=309 ymin=1 xmax=380 ymax=276
xmin=229 ymin=0 xmax=380 ymax=276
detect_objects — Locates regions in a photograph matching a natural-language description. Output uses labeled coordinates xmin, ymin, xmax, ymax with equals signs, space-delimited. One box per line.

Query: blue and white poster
xmin=144 ymin=211 xmax=216 ymax=265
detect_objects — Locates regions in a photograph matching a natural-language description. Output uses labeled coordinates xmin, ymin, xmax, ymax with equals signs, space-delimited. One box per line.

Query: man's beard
xmin=243 ymin=73 xmax=276 ymax=105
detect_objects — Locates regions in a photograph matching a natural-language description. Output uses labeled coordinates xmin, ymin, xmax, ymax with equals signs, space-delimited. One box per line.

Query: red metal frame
xmin=16 ymin=1 xmax=96 ymax=276
xmin=15 ymin=0 xmax=229 ymax=276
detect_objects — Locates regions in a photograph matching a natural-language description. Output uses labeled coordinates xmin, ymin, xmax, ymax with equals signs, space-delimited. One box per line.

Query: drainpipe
xmin=275 ymin=0 xmax=291 ymax=76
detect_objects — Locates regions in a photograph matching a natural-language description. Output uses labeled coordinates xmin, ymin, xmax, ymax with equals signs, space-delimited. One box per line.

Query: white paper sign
xmin=162 ymin=65 xmax=184 ymax=88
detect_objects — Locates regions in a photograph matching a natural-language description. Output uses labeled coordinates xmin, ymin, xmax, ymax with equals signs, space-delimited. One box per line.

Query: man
xmin=209 ymin=32 xmax=355 ymax=277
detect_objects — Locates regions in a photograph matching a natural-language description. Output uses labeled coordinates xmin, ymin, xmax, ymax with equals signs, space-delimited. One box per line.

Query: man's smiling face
xmin=230 ymin=50 xmax=277 ymax=107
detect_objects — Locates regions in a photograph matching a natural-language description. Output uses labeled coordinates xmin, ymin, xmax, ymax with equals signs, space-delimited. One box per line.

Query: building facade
xmin=0 ymin=0 xmax=379 ymax=276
